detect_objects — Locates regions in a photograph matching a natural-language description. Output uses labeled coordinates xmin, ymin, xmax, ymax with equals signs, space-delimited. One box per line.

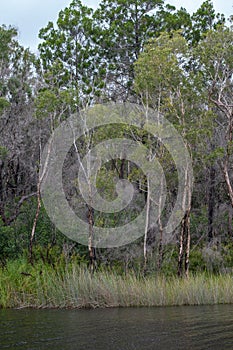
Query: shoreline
xmin=1 ymin=260 xmax=233 ymax=309
xmin=4 ymin=298 xmax=233 ymax=310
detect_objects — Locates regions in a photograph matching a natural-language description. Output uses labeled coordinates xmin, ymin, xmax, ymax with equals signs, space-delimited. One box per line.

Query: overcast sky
xmin=0 ymin=0 xmax=232 ymax=52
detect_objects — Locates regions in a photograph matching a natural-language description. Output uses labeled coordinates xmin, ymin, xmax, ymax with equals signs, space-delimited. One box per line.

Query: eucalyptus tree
xmin=195 ymin=25 xmax=233 ymax=211
xmin=93 ymin=0 xmax=223 ymax=101
xmin=134 ymin=31 xmax=209 ymax=276
xmin=0 ymin=25 xmax=38 ymax=227
xmin=37 ymin=0 xmax=165 ymax=267
xmin=35 ymin=0 xmax=230 ymax=271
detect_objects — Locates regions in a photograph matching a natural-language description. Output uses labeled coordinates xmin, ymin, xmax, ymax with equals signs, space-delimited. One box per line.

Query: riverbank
xmin=1 ymin=260 xmax=233 ymax=309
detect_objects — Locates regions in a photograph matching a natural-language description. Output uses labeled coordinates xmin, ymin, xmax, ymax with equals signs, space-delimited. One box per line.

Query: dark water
xmin=0 ymin=305 xmax=233 ymax=349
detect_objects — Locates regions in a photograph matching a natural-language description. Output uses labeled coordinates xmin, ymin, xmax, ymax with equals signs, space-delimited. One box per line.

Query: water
xmin=0 ymin=305 xmax=233 ymax=349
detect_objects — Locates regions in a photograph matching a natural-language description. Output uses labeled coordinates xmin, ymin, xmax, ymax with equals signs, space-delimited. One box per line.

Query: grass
xmin=1 ymin=259 xmax=233 ymax=309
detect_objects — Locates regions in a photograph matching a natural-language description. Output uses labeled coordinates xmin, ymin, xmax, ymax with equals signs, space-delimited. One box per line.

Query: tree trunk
xmin=184 ymin=210 xmax=191 ymax=278
xmin=143 ymin=177 xmax=150 ymax=272
xmin=119 ymin=158 xmax=125 ymax=179
xmin=88 ymin=204 xmax=96 ymax=273
xmin=178 ymin=166 xmax=192 ymax=278
xmin=178 ymin=210 xmax=191 ymax=278
xmin=157 ymin=218 xmax=164 ymax=271
xmin=29 ymin=181 xmax=41 ymax=264
xmin=228 ymin=204 xmax=233 ymax=238
xmin=208 ymin=166 xmax=215 ymax=242
xmin=177 ymin=218 xmax=184 ymax=277
xmin=29 ymin=136 xmax=52 ymax=264
xmin=222 ymin=160 xmax=233 ymax=208
xmin=157 ymin=175 xmax=164 ymax=271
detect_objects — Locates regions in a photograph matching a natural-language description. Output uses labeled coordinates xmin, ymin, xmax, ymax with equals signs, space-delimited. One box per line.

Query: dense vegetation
xmin=1 ymin=259 xmax=233 ymax=308
xmin=0 ymin=0 xmax=233 ymax=308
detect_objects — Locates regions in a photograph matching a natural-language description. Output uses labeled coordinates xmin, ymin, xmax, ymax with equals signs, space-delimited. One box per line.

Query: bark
xmin=29 ymin=137 xmax=53 ymax=263
xmin=29 ymin=181 xmax=41 ymax=264
xmin=178 ymin=167 xmax=192 ymax=278
xmin=143 ymin=177 xmax=150 ymax=272
xmin=177 ymin=219 xmax=184 ymax=277
xmin=184 ymin=210 xmax=191 ymax=278
xmin=157 ymin=176 xmax=164 ymax=271
xmin=157 ymin=217 xmax=164 ymax=271
xmin=88 ymin=204 xmax=96 ymax=273
xmin=208 ymin=166 xmax=215 ymax=241
xmin=228 ymin=205 xmax=233 ymax=238
xmin=119 ymin=158 xmax=125 ymax=179
xmin=178 ymin=210 xmax=191 ymax=278
xmin=222 ymin=160 xmax=233 ymax=208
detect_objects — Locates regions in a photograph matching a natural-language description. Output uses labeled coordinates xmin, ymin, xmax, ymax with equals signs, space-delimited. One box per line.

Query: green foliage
xmin=0 ymin=220 xmax=19 ymax=263
xmin=38 ymin=0 xmax=103 ymax=105
xmin=190 ymin=0 xmax=225 ymax=45
xmin=222 ymin=242 xmax=233 ymax=270
xmin=2 ymin=259 xmax=233 ymax=308
xmin=0 ymin=2 xmax=232 ymax=283
xmin=206 ymin=147 xmax=225 ymax=163
xmin=0 ymin=146 xmax=8 ymax=159
xmin=189 ymin=249 xmax=207 ymax=273
xmin=0 ymin=97 xmax=10 ymax=113
xmin=134 ymin=30 xmax=188 ymax=104
xmin=0 ymin=25 xmax=36 ymax=105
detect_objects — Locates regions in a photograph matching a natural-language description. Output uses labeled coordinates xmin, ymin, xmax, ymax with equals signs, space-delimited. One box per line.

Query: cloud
xmin=1 ymin=0 xmax=72 ymax=50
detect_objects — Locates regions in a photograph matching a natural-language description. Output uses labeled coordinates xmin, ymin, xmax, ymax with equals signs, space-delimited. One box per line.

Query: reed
xmin=1 ymin=260 xmax=233 ymax=309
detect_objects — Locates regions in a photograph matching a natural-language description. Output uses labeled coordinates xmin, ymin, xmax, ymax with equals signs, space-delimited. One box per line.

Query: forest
xmin=0 ymin=0 xmax=233 ymax=308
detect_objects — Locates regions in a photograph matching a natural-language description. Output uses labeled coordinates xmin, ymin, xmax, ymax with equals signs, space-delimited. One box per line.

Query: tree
xmin=38 ymin=0 xmax=105 ymax=108
xmin=93 ymin=0 xmax=164 ymax=100
xmin=0 ymin=25 xmax=37 ymax=227
xmin=195 ymin=25 xmax=233 ymax=209
xmin=134 ymin=31 xmax=205 ymax=276
xmin=189 ymin=0 xmax=225 ymax=45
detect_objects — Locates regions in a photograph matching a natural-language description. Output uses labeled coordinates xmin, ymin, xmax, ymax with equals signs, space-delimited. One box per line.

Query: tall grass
xmin=1 ymin=259 xmax=233 ymax=308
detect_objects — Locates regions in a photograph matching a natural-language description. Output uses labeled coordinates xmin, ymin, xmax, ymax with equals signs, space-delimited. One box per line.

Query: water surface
xmin=0 ymin=305 xmax=233 ymax=349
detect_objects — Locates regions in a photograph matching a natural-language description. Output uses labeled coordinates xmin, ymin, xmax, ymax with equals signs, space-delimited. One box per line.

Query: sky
xmin=0 ymin=0 xmax=232 ymax=52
